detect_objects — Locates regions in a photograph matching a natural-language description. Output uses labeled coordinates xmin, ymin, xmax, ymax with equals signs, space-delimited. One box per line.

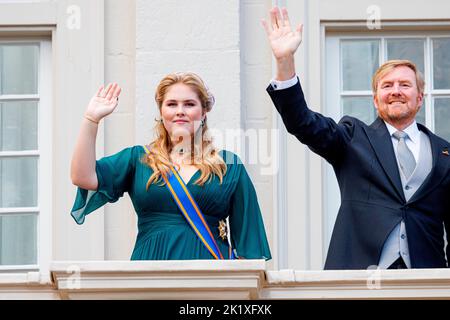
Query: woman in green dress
xmin=70 ymin=72 xmax=271 ymax=260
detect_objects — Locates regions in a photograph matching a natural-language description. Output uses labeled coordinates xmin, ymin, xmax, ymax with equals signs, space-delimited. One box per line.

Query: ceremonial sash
xmin=143 ymin=145 xmax=235 ymax=260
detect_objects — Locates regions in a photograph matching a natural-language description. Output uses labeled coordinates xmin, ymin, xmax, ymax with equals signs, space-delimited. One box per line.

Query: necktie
xmin=392 ymin=131 xmax=416 ymax=179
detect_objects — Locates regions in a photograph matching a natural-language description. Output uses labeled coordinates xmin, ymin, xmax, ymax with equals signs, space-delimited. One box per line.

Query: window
xmin=0 ymin=39 xmax=51 ymax=270
xmin=328 ymin=34 xmax=450 ymax=138
xmin=324 ymin=32 xmax=450 ymax=250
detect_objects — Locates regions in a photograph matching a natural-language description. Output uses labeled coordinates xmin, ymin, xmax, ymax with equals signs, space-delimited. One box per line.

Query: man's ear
xmin=417 ymin=92 xmax=424 ymax=107
xmin=373 ymin=94 xmax=379 ymax=111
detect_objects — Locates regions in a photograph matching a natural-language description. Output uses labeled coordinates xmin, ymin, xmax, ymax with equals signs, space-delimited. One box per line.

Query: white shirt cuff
xmin=269 ymin=75 xmax=299 ymax=90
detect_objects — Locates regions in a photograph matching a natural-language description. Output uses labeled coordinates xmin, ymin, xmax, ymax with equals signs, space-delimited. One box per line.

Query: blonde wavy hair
xmin=143 ymin=72 xmax=227 ymax=189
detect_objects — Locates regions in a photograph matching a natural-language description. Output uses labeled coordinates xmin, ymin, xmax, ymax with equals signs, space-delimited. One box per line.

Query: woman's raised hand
xmin=261 ymin=7 xmax=303 ymax=60
xmin=84 ymin=83 xmax=122 ymax=122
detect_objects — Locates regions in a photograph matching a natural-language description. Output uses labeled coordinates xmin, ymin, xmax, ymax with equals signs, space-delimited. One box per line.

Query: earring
xmin=201 ymin=119 xmax=205 ymax=126
xmin=155 ymin=117 xmax=163 ymax=123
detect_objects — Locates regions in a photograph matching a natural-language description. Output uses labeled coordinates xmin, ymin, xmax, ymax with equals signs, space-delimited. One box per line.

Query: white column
xmin=103 ymin=0 xmax=137 ymax=260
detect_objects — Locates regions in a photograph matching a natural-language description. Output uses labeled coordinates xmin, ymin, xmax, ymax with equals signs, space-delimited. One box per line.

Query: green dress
xmin=71 ymin=146 xmax=272 ymax=260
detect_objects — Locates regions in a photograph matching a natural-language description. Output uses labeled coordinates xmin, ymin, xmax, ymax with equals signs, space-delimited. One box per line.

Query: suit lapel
xmin=364 ymin=117 xmax=405 ymax=202
xmin=408 ymin=124 xmax=450 ymax=203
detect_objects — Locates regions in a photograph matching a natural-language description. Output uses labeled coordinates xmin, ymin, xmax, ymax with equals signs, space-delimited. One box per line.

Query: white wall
xmin=239 ymin=0 xmax=276 ymax=269
xmin=103 ymin=0 xmax=137 ymax=260
xmin=135 ymin=0 xmax=242 ymax=144
xmin=52 ymin=0 xmax=105 ymax=261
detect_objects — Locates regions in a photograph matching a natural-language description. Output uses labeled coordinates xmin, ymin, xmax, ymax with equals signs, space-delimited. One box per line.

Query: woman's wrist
xmin=84 ymin=114 xmax=100 ymax=124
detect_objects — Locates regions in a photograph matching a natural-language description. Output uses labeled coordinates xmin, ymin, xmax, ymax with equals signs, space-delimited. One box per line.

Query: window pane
xmin=433 ymin=38 xmax=450 ymax=90
xmin=387 ymin=39 xmax=425 ymax=74
xmin=0 ymin=214 xmax=37 ymax=265
xmin=434 ymin=97 xmax=450 ymax=141
xmin=0 ymin=101 xmax=38 ymax=151
xmin=0 ymin=44 xmax=39 ymax=95
xmin=0 ymin=157 xmax=37 ymax=207
xmin=342 ymin=96 xmax=377 ymax=125
xmin=342 ymin=40 xmax=379 ymax=91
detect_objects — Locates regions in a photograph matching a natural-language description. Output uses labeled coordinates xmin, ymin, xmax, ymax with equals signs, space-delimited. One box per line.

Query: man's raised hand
xmin=261 ymin=7 xmax=303 ymax=60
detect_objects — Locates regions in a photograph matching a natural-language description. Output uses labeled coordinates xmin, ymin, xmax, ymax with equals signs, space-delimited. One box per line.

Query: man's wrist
xmin=275 ymin=55 xmax=296 ymax=81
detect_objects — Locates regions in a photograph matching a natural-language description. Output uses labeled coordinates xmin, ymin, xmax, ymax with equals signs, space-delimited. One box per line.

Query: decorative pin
xmin=443 ymin=148 xmax=449 ymax=156
xmin=218 ymin=220 xmax=228 ymax=241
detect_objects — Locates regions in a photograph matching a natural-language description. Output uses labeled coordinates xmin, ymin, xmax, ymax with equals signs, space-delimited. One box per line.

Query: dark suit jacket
xmin=267 ymin=79 xmax=450 ymax=269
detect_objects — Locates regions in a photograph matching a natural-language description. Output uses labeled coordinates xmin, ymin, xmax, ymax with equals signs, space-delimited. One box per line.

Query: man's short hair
xmin=372 ymin=60 xmax=425 ymax=95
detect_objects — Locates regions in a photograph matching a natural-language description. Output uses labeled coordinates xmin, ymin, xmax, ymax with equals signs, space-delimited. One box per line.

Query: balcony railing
xmin=1 ymin=260 xmax=450 ymax=299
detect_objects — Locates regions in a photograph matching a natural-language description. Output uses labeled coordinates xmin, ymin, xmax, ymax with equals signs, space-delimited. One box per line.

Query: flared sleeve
xmin=71 ymin=146 xmax=138 ymax=224
xmin=227 ymin=154 xmax=272 ymax=260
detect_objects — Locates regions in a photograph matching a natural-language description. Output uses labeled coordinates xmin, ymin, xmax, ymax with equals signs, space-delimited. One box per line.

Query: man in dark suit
xmin=262 ymin=7 xmax=450 ymax=269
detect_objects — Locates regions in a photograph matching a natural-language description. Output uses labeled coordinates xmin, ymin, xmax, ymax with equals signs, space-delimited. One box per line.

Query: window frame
xmin=0 ymin=38 xmax=52 ymax=272
xmin=328 ymin=31 xmax=450 ymax=129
